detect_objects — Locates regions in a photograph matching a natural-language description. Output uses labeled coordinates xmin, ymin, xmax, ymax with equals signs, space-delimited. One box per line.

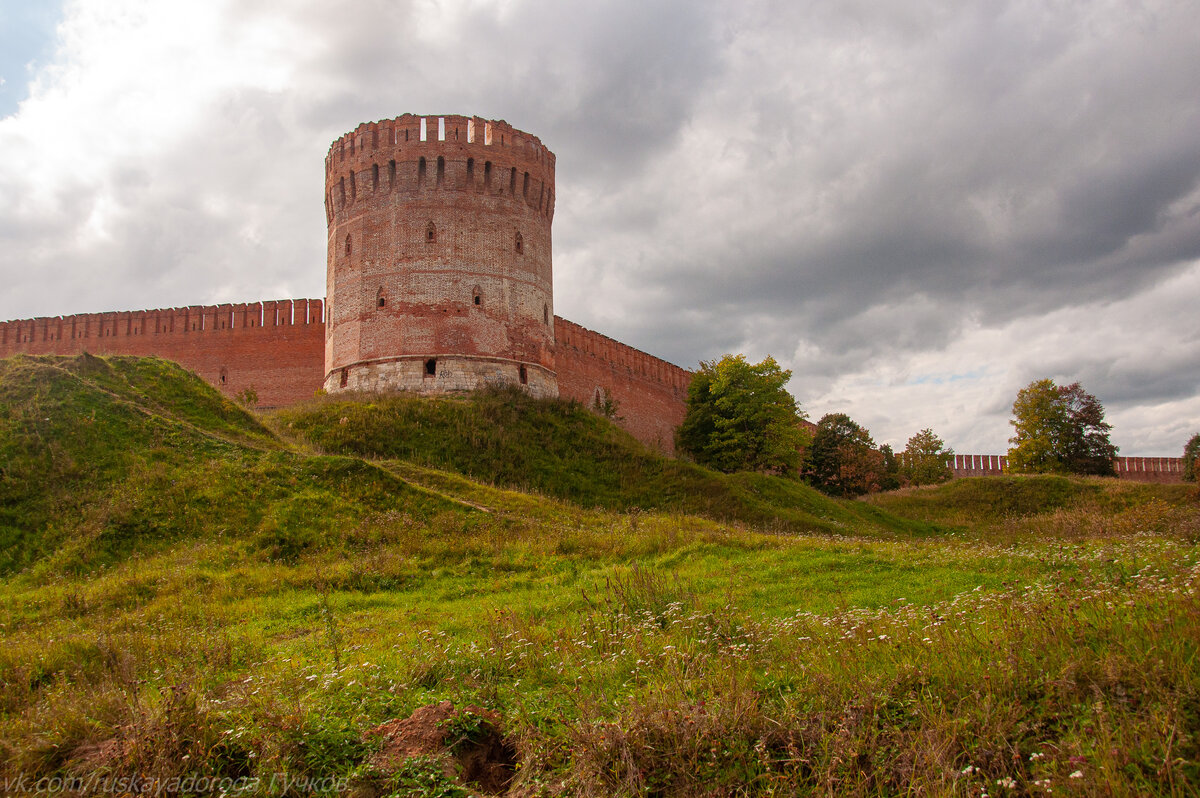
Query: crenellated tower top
xmin=323 ymin=114 xmax=555 ymax=225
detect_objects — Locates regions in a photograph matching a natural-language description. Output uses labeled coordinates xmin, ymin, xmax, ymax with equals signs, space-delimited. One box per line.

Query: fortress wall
xmin=0 ymin=299 xmax=326 ymax=407
xmin=553 ymin=317 xmax=691 ymax=453
xmin=948 ymin=454 xmax=1186 ymax=483
xmin=1111 ymin=456 xmax=1186 ymax=483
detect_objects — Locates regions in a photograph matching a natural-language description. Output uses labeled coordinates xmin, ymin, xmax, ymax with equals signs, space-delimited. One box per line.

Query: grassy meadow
xmin=1 ymin=354 xmax=1198 ymax=796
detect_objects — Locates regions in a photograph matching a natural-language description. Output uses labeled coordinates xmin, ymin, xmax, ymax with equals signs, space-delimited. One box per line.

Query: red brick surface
xmin=554 ymin=318 xmax=691 ymax=453
xmin=324 ymin=115 xmax=556 ymax=396
xmin=0 ymin=300 xmax=325 ymax=407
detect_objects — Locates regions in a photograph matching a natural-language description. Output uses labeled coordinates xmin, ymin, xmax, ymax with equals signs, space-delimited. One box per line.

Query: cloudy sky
xmin=2 ymin=0 xmax=1198 ymax=456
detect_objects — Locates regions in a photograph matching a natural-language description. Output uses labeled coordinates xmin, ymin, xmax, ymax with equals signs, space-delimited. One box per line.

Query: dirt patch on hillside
xmin=368 ymin=700 xmax=517 ymax=795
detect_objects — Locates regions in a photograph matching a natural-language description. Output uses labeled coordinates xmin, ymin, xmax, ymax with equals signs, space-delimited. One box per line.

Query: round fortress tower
xmin=323 ymin=114 xmax=556 ymax=397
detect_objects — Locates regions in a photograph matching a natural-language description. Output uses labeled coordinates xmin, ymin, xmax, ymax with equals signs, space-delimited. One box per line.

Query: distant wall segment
xmin=948 ymin=453 xmax=1186 ymax=483
xmin=0 ymin=300 xmax=325 ymax=407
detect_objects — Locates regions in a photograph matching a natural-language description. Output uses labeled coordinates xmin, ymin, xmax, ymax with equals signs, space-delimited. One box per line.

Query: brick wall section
xmin=0 ymin=300 xmax=325 ymax=407
xmin=324 ymin=115 xmax=557 ymax=397
xmin=0 ymin=304 xmax=691 ymax=450
xmin=553 ymin=317 xmax=692 ymax=453
xmin=947 ymin=454 xmax=1186 ymax=483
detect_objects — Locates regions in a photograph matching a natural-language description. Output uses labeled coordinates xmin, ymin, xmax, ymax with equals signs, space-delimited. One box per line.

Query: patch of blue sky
xmin=0 ymin=1 xmax=66 ymax=118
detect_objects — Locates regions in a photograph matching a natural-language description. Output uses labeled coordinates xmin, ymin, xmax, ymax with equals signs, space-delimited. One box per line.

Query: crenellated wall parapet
xmin=0 ymin=299 xmax=324 ymax=354
xmin=945 ymin=454 xmax=1187 ymax=483
xmin=553 ymin=317 xmax=690 ymax=394
xmin=324 ymin=114 xmax=555 ymax=225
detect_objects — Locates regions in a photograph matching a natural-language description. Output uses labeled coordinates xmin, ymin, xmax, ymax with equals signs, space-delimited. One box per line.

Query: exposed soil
xmin=368 ymin=700 xmax=517 ymax=795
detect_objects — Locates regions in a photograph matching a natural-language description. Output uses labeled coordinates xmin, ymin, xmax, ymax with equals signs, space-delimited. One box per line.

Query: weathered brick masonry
xmin=0 ymin=300 xmax=325 ymax=407
xmin=0 ymin=111 xmax=692 ymax=450
xmin=554 ymin=319 xmax=691 ymax=451
xmin=324 ymin=115 xmax=557 ymax=399
xmin=0 ymin=302 xmax=688 ymax=449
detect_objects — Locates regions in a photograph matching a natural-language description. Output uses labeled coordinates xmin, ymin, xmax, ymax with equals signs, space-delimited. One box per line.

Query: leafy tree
xmin=676 ymin=354 xmax=808 ymax=475
xmin=901 ymin=428 xmax=954 ymax=486
xmin=806 ymin=413 xmax=885 ymax=497
xmin=1007 ymin=379 xmax=1117 ymax=475
xmin=1183 ymin=433 xmax=1200 ymax=483
xmin=879 ymin=444 xmax=902 ymax=492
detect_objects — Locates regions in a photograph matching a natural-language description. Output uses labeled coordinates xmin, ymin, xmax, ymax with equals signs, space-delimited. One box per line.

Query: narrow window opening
xmin=436 ymin=156 xmax=445 ymax=187
xmin=418 ymin=157 xmax=427 ymax=187
xmin=405 ymin=128 xmax=410 ymax=142
xmin=220 ymin=371 xmax=227 ymax=385
xmin=425 ymin=358 xmax=437 ymax=377
xmin=472 ymin=285 xmax=482 ymax=306
xmin=437 ymin=117 xmax=445 ymax=141
xmin=377 ymin=287 xmax=386 ymax=308
xmin=340 ymin=367 xmax=349 ymax=387
xmin=349 ymin=171 xmax=356 ymax=202
xmin=523 ymin=171 xmax=530 ymax=197
xmin=388 ymin=159 xmax=396 ymax=188
xmin=372 ymin=163 xmax=379 ymax=191
xmin=543 ymin=304 xmax=549 ymax=324
xmin=509 ymin=167 xmax=516 ymax=195
xmin=484 ymin=161 xmax=492 ymax=189
xmin=339 ymin=177 xmax=346 ymax=204
xmin=466 ymin=158 xmax=474 ymax=185
xmin=519 ymin=365 xmax=528 ymax=385
xmin=515 ymin=231 xmax=523 ymax=254
xmin=345 ymin=234 xmax=352 ymax=256
xmin=425 ymin=221 xmax=437 ymax=243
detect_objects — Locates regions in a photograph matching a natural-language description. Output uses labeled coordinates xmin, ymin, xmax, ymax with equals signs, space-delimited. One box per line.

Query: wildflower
xmin=1069 ymin=770 xmax=1082 ymax=779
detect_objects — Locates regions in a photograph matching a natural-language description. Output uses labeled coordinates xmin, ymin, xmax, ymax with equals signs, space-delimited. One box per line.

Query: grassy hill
xmin=0 ymin=355 xmax=467 ymax=575
xmin=268 ymin=389 xmax=935 ymax=538
xmin=1 ymin=353 xmax=1198 ymax=796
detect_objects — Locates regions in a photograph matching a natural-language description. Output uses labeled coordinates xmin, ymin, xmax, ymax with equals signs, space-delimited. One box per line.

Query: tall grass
xmin=2 ymin=354 xmax=1199 ymax=795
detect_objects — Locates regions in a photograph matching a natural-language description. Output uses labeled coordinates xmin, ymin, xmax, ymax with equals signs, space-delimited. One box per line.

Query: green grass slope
xmin=269 ymin=390 xmax=937 ymax=537
xmin=0 ymin=355 xmax=468 ymax=575
xmin=865 ymin=473 xmax=1198 ymax=540
xmin=2 ymin=355 xmax=1200 ymax=795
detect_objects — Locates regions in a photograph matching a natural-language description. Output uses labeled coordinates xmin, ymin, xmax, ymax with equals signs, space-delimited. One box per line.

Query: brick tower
xmin=323 ymin=114 xmax=557 ymax=397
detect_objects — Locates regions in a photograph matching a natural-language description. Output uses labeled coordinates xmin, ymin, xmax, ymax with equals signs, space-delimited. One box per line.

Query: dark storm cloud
xmin=581 ymin=0 xmax=1200 ymax=367
xmin=268 ymin=0 xmax=724 ymax=183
